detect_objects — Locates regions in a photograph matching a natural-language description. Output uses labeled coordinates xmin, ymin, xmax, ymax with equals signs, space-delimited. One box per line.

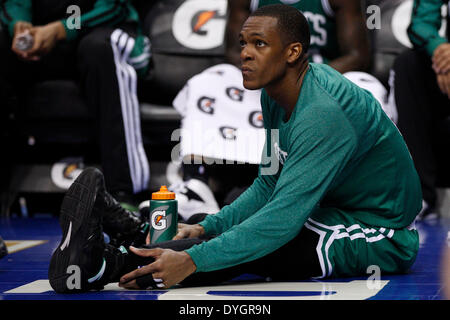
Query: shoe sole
xmin=48 ymin=167 xmax=104 ymax=293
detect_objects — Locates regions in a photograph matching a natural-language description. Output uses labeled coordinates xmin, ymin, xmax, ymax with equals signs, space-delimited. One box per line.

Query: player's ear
xmin=286 ymin=42 xmax=303 ymax=64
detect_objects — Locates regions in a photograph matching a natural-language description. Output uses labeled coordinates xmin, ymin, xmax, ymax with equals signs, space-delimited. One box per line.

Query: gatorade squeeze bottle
xmin=149 ymin=186 xmax=178 ymax=244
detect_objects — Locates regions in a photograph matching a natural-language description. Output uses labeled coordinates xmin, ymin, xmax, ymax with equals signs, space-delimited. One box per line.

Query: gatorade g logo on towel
xmin=151 ymin=210 xmax=167 ymax=231
xmin=220 ymin=126 xmax=237 ymax=140
xmin=197 ymin=96 xmax=216 ymax=114
xmin=226 ymin=87 xmax=244 ymax=102
xmin=249 ymin=111 xmax=263 ymax=128
xmin=172 ymin=0 xmax=228 ymax=50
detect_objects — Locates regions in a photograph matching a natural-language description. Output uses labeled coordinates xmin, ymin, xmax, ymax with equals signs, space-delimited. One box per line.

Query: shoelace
xmin=83 ymin=224 xmax=104 ymax=253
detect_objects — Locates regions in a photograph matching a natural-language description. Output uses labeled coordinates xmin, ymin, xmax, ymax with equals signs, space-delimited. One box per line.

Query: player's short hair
xmin=250 ymin=4 xmax=310 ymax=55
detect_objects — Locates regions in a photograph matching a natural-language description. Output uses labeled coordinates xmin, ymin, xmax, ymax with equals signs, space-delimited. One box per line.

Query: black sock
xmin=101 ymin=245 xmax=127 ymax=284
xmin=102 ymin=244 xmax=155 ymax=283
xmin=102 ymin=239 xmax=207 ymax=288
xmin=182 ymin=163 xmax=209 ymax=184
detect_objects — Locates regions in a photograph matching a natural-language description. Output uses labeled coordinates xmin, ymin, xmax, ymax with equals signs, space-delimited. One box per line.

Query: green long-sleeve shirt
xmin=185 ymin=63 xmax=422 ymax=273
xmin=0 ymin=0 xmax=139 ymax=41
xmin=407 ymin=0 xmax=449 ymax=57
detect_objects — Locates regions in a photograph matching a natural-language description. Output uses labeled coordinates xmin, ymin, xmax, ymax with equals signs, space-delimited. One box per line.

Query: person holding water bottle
xmin=49 ymin=5 xmax=421 ymax=293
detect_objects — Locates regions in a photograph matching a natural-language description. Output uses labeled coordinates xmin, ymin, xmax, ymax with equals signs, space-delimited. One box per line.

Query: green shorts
xmin=304 ymin=207 xmax=419 ymax=279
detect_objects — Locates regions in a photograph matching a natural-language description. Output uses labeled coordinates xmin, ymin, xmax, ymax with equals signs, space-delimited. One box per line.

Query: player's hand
xmin=432 ymin=43 xmax=450 ymax=74
xmin=14 ymin=21 xmax=33 ymax=35
xmin=145 ymin=223 xmax=205 ymax=244
xmin=11 ymin=21 xmax=33 ymax=58
xmin=172 ymin=223 xmax=205 ymax=240
xmin=436 ymin=72 xmax=450 ymax=99
xmin=22 ymin=21 xmax=66 ymax=61
xmin=119 ymin=247 xmax=197 ymax=289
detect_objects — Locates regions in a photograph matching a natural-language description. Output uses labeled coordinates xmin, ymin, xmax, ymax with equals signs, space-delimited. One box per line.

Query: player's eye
xmin=255 ymin=40 xmax=266 ymax=47
xmin=239 ymin=40 xmax=246 ymax=47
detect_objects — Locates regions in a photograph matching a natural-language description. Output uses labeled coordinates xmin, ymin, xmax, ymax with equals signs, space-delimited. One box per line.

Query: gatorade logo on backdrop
xmin=249 ymin=111 xmax=263 ymax=128
xmin=172 ymin=0 xmax=228 ymax=50
xmin=197 ymin=96 xmax=216 ymax=114
xmin=151 ymin=210 xmax=167 ymax=231
xmin=226 ymin=87 xmax=244 ymax=102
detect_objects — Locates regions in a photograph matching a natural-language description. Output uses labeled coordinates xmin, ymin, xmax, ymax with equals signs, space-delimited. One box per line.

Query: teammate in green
xmin=171 ymin=0 xmax=383 ymax=220
xmin=182 ymin=4 xmax=421 ymax=279
xmin=0 ymin=0 xmax=151 ymax=209
xmin=48 ymin=4 xmax=421 ymax=293
xmin=226 ymin=0 xmax=371 ymax=73
xmin=257 ymin=0 xmax=341 ymax=62
xmin=390 ymin=0 xmax=450 ymax=220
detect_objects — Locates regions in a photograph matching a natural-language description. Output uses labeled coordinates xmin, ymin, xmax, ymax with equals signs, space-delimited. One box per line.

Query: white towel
xmin=173 ymin=64 xmax=265 ymax=164
xmin=343 ymin=71 xmax=397 ymax=123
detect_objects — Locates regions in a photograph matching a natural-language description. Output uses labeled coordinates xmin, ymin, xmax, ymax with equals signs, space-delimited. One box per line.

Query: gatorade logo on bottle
xmin=151 ymin=210 xmax=167 ymax=231
xmin=149 ymin=186 xmax=178 ymax=244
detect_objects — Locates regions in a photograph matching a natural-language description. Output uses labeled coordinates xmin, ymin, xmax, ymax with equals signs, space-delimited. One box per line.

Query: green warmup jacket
xmin=185 ymin=63 xmax=422 ymax=273
xmin=0 ymin=0 xmax=140 ymax=41
xmin=407 ymin=0 xmax=449 ymax=57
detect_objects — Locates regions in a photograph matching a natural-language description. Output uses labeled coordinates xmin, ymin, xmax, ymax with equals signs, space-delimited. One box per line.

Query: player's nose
xmin=240 ymin=45 xmax=253 ymax=62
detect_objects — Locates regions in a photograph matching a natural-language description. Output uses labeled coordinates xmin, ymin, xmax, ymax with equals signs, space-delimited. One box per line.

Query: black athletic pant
xmin=0 ymin=23 xmax=149 ymax=197
xmin=124 ymin=225 xmax=321 ymax=289
xmin=393 ymin=49 xmax=450 ymax=210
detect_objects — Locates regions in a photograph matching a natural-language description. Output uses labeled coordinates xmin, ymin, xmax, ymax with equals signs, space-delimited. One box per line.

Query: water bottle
xmin=149 ymin=186 xmax=178 ymax=244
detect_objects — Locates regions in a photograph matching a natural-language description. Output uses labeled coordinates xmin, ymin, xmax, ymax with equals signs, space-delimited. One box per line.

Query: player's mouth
xmin=241 ymin=66 xmax=253 ymax=76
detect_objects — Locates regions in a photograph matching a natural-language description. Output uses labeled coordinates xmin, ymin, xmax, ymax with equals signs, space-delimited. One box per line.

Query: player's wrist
xmin=13 ymin=21 xmax=32 ymax=36
xmin=195 ymin=224 xmax=205 ymax=237
xmin=181 ymin=251 xmax=197 ymax=274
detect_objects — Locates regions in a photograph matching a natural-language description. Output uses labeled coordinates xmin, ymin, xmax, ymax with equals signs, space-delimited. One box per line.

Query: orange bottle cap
xmin=152 ymin=185 xmax=176 ymax=200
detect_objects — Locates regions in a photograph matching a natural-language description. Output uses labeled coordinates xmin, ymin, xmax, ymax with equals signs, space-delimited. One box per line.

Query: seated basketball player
xmin=163 ymin=0 xmax=396 ymax=222
xmin=49 ymin=5 xmax=421 ymax=292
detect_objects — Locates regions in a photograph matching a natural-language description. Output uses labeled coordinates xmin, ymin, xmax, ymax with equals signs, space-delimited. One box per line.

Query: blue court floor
xmin=0 ymin=216 xmax=449 ymax=300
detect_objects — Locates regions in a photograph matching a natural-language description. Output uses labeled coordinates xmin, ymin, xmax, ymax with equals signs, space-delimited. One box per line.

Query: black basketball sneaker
xmin=102 ymin=190 xmax=148 ymax=249
xmin=48 ymin=167 xmax=110 ymax=293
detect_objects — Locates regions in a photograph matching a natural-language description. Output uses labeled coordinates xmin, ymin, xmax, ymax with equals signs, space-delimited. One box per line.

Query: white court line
xmin=4 ymin=279 xmax=389 ymax=300
xmin=5 ymin=240 xmax=47 ymax=254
